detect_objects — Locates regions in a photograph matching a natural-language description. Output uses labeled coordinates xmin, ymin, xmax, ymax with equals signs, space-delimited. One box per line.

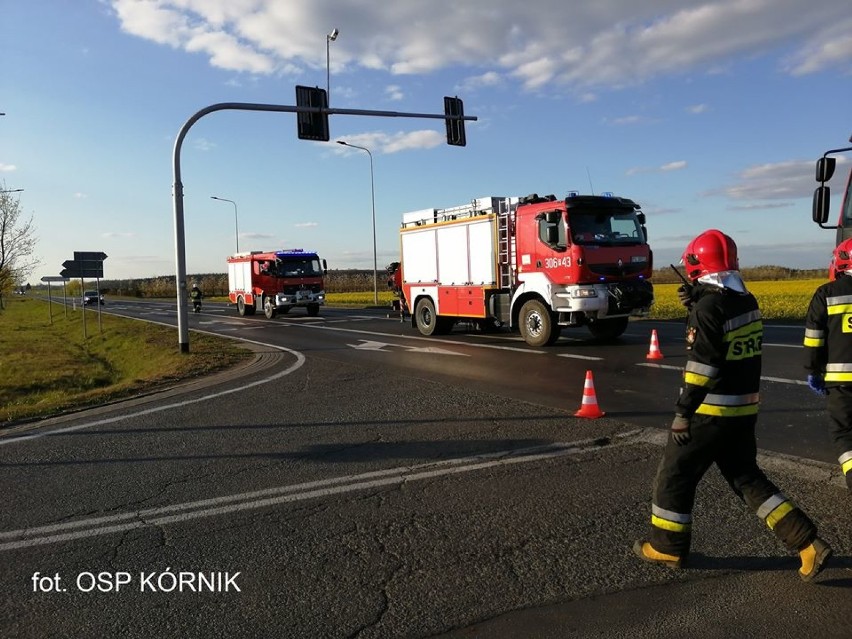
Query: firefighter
xmin=190 ymin=282 xmax=203 ymax=312
xmin=633 ymin=229 xmax=832 ymax=581
xmin=803 ymin=237 xmax=852 ymax=493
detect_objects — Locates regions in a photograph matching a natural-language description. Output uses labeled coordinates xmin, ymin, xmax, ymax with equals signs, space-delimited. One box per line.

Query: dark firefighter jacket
xmin=803 ymin=273 xmax=852 ymax=386
xmin=676 ymin=284 xmax=763 ymax=419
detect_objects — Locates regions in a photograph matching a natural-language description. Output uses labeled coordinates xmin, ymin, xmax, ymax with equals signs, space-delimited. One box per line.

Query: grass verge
xmin=0 ymin=297 xmax=250 ymax=424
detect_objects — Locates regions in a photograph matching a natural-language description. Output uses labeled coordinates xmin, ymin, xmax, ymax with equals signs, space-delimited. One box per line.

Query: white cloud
xmin=334 ymin=130 xmax=445 ymax=155
xmin=687 ymin=104 xmax=708 ymax=114
xmin=385 ymin=85 xmax=404 ymax=101
xmin=73 ymin=192 xmax=88 ymax=199
xmin=193 ymin=138 xmax=216 ymax=152
xmin=294 ymin=222 xmax=318 ymax=228
xmin=0 ymin=164 xmax=16 ymax=172
xmin=101 ymin=231 xmax=136 ymax=238
xmin=710 ymin=156 xmax=848 ymax=202
xmin=107 ymin=1 xmax=852 ymax=90
xmin=626 ymin=160 xmax=687 ymax=175
xmin=457 ymin=71 xmax=503 ymax=93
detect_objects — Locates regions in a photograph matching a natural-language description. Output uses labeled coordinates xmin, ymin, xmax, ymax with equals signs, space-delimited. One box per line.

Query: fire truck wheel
xmin=415 ymin=298 xmax=441 ymax=335
xmin=587 ymin=317 xmax=629 ymax=341
xmin=264 ymin=298 xmax=276 ymax=319
xmin=519 ymin=299 xmax=555 ymax=347
xmin=307 ymin=304 xmax=320 ymax=317
xmin=237 ymin=296 xmax=247 ymax=316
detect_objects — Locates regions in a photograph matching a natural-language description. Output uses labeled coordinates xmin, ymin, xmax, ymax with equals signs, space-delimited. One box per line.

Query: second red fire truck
xmin=227 ymin=249 xmax=327 ymax=318
xmin=390 ymin=192 xmax=654 ymax=346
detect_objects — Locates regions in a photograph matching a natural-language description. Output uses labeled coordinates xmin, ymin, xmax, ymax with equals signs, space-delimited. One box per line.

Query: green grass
xmin=0 ymin=297 xmax=250 ymax=423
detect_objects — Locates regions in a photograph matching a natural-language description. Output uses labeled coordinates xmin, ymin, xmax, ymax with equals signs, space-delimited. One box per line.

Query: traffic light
xmin=296 ymin=85 xmax=329 ymax=141
xmin=444 ymin=96 xmax=466 ymax=147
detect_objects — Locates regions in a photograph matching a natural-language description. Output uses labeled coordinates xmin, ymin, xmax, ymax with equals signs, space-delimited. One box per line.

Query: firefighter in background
xmin=634 ymin=229 xmax=832 ymax=581
xmin=803 ymin=237 xmax=852 ymax=493
xmin=386 ymin=262 xmax=408 ymax=321
xmin=190 ymin=282 xmax=203 ymax=313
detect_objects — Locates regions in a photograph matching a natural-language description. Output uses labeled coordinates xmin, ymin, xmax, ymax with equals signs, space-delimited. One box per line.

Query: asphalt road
xmin=1 ymin=300 xmax=849 ymax=638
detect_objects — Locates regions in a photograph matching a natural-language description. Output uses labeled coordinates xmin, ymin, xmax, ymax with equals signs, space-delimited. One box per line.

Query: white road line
xmin=283 ymin=321 xmax=545 ymax=354
xmin=0 ymin=434 xmax=641 ymax=551
xmin=636 ymin=362 xmax=808 ymax=386
xmin=558 ymin=354 xmax=604 ymax=361
xmin=0 ymin=336 xmax=306 ymax=447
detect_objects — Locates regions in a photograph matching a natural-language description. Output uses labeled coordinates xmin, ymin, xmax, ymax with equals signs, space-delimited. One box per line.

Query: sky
xmin=3 ymin=0 xmax=852 ymax=285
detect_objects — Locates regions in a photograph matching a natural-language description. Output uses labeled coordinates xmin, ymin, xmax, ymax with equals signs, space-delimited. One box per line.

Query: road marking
xmin=347 ymin=339 xmax=469 ymax=356
xmin=636 ymin=363 xmax=808 ymax=385
xmin=0 ymin=337 xmax=306 ymax=447
xmin=0 ymin=433 xmax=642 ymax=551
xmin=558 ymin=354 xmax=604 ymax=361
xmin=286 ymin=321 xmax=546 ymax=354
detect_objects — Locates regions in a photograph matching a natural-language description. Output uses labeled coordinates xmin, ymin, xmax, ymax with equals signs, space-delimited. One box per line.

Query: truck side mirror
xmin=816 ymin=157 xmax=836 ymax=183
xmin=813 ymin=186 xmax=831 ymax=225
xmin=637 ymin=212 xmax=646 ymax=225
xmin=322 ymin=259 xmax=328 ymax=273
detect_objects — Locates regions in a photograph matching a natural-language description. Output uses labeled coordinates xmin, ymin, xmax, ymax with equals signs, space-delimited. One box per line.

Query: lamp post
xmin=210 ymin=196 xmax=240 ymax=253
xmin=337 ymin=140 xmax=378 ymax=305
xmin=326 ymin=28 xmax=339 ymax=105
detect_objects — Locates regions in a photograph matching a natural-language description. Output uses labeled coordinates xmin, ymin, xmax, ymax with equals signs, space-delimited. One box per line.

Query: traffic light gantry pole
xmin=172 ymin=96 xmax=476 ymax=352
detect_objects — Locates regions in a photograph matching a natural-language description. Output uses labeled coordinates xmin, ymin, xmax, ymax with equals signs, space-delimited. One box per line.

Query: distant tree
xmin=0 ymin=185 xmax=38 ymax=310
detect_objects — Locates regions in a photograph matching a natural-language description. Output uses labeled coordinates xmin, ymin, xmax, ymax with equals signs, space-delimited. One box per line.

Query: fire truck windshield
xmin=275 ymin=257 xmax=323 ymax=277
xmin=569 ymin=210 xmax=644 ymax=246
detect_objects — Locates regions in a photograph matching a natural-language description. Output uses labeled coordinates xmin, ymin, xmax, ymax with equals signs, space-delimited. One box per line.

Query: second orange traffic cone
xmin=646 ymin=329 xmax=665 ymax=360
xmin=574 ymin=370 xmax=605 ymax=418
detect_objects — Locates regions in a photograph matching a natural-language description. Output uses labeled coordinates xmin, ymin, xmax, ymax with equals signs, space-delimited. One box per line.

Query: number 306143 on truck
xmin=227 ymin=249 xmax=327 ymax=319
xmin=393 ymin=192 xmax=654 ymax=347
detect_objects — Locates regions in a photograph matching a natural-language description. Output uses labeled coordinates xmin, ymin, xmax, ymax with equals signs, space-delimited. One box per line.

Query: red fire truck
xmin=812 ymin=135 xmax=852 ymax=279
xmin=393 ymin=192 xmax=653 ymax=346
xmin=227 ymin=249 xmax=327 ymax=318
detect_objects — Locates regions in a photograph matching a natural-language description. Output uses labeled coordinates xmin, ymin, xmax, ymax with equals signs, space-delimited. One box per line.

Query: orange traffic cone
xmin=646 ymin=329 xmax=664 ymax=360
xmin=574 ymin=370 xmax=605 ymax=418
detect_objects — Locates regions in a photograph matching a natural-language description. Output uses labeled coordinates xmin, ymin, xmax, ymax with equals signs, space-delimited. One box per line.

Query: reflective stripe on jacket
xmin=677 ymin=285 xmax=762 ymax=418
xmin=804 ymin=275 xmax=852 ymax=386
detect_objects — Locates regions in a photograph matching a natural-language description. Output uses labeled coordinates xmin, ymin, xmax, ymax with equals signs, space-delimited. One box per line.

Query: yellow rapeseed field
xmin=329 ymin=280 xmax=826 ymax=321
xmin=650 ymin=279 xmax=827 ymax=320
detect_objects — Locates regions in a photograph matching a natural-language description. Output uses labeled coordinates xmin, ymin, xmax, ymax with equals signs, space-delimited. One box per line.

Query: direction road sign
xmin=74 ymin=251 xmax=108 ymax=262
xmin=61 ymin=260 xmax=103 ymax=279
xmin=40 ymin=276 xmax=69 ymax=282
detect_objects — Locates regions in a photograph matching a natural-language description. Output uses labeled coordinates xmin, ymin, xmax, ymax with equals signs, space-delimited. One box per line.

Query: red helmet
xmin=681 ymin=229 xmax=739 ymax=281
xmin=833 ymin=238 xmax=852 ymax=274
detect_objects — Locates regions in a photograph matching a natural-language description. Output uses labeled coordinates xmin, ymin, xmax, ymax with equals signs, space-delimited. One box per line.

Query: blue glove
xmin=807 ymin=374 xmax=827 ymax=396
xmin=670 ymin=414 xmax=691 ymax=446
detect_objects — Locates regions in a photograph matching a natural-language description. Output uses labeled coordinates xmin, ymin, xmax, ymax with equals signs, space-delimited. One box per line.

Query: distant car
xmin=82 ymin=290 xmax=104 ymax=305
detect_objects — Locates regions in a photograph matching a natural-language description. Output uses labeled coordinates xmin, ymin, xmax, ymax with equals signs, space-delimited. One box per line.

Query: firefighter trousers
xmin=826 ymin=386 xmax=852 ymax=491
xmin=649 ymin=414 xmax=817 ymax=557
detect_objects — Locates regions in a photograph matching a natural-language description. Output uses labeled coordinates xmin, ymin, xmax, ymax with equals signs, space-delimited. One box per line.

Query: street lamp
xmin=337 ymin=140 xmax=378 ymax=305
xmin=326 ymin=28 xmax=339 ymax=105
xmin=210 ymin=196 xmax=240 ymax=253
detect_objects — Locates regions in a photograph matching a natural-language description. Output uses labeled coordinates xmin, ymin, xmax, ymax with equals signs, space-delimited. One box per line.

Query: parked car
xmin=82 ymin=290 xmax=104 ymax=305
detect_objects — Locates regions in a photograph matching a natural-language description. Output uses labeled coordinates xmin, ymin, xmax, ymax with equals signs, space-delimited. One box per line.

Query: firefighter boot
xmin=798 ymin=538 xmax=832 ymax=582
xmin=632 ymin=540 xmax=685 ymax=569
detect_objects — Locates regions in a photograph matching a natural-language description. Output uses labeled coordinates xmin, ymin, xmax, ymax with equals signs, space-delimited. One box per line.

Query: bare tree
xmin=0 ymin=183 xmax=38 ymax=309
